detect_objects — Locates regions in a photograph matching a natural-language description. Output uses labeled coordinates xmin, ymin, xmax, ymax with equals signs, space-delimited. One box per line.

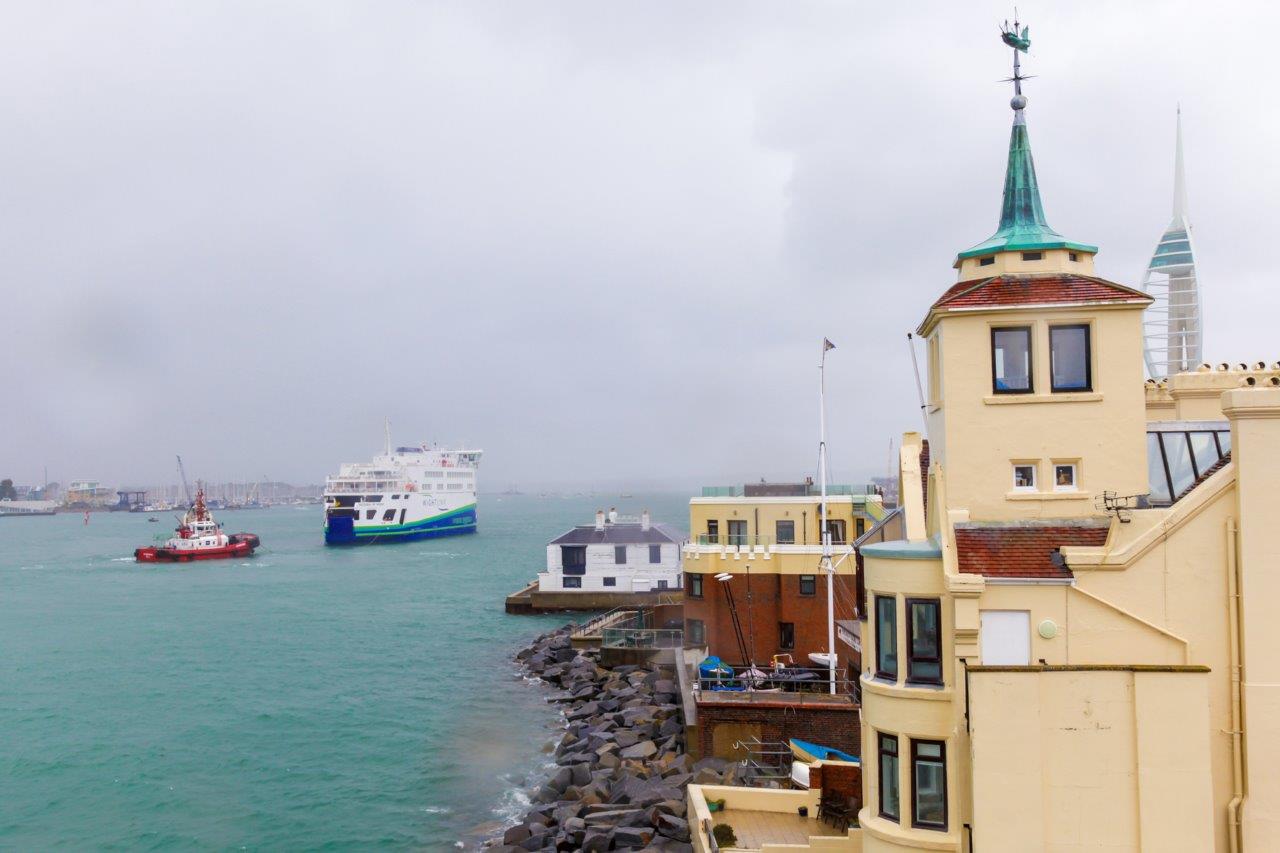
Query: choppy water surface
xmin=0 ymin=493 xmax=687 ymax=849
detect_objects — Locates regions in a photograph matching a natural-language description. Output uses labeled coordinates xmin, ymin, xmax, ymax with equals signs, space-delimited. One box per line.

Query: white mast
xmin=819 ymin=338 xmax=836 ymax=695
xmin=384 ymin=418 xmax=392 ymax=456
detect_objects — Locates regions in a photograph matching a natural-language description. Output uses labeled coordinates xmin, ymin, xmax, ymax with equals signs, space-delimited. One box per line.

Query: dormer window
xmin=991 ymin=327 xmax=1032 ymax=393
xmin=1021 ymin=251 xmax=1043 ymax=261
xmin=979 ymin=255 xmax=996 ymax=267
xmin=1050 ymin=324 xmax=1092 ymax=392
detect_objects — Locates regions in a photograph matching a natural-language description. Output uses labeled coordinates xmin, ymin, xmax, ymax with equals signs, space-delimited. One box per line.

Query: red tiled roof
xmin=930 ymin=274 xmax=1151 ymax=311
xmin=955 ymin=522 xmax=1110 ymax=579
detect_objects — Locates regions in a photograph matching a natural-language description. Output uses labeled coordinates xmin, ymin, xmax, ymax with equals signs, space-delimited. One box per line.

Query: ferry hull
xmin=324 ymin=505 xmax=477 ymax=546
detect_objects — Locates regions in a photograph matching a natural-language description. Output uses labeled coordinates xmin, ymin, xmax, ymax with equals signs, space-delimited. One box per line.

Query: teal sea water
xmin=0 ymin=494 xmax=687 ymax=850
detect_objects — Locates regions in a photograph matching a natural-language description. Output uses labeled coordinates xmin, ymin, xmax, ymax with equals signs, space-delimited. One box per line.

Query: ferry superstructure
xmin=323 ymin=439 xmax=481 ymax=545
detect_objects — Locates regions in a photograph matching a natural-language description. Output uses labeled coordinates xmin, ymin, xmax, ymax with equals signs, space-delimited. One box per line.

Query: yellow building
xmin=688 ymin=23 xmax=1274 ymax=853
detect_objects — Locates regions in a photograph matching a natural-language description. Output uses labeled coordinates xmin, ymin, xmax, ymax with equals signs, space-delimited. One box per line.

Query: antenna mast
xmin=819 ymin=338 xmax=837 ymax=695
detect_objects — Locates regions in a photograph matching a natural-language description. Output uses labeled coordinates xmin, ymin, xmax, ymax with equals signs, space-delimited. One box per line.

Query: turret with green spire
xmin=955 ymin=16 xmax=1097 ymax=267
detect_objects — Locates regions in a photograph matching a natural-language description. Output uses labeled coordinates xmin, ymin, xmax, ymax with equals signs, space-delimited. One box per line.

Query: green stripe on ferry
xmin=352 ymin=503 xmax=477 ymax=537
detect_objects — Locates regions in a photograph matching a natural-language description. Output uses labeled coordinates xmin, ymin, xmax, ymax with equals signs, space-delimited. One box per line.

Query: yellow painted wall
xmin=968 ymin=668 xmax=1214 ymax=851
xmin=924 ymin=304 xmax=1149 ymax=521
xmin=953 ymin=247 xmax=1095 ymax=280
xmin=685 ymin=497 xmax=874 ymax=576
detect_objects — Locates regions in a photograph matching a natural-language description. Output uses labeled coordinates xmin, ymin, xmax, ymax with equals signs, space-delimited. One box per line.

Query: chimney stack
xmin=595 ymin=509 xmax=605 ymax=531
xmin=608 ymin=507 xmax=618 ymax=524
xmin=641 ymin=509 xmax=651 ymax=531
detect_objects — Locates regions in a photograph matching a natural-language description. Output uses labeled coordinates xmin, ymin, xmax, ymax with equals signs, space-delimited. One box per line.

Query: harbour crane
xmin=176 ymin=455 xmax=193 ymax=507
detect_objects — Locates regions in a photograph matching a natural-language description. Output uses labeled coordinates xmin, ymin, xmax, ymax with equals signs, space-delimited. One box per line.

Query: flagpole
xmin=819 ymin=338 xmax=836 ymax=695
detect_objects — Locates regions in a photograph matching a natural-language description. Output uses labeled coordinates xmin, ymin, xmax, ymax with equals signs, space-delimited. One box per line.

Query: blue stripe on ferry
xmin=325 ymin=504 xmax=477 ymax=545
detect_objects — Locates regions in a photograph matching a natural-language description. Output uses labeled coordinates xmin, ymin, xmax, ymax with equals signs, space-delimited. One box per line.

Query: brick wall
xmin=695 ymin=699 xmax=861 ymax=761
xmin=684 ymin=571 xmax=856 ymax=668
xmin=809 ymin=762 xmax=862 ymax=804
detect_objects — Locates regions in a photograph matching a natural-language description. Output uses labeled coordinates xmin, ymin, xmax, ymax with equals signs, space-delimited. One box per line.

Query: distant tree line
xmin=0 ymin=479 xmax=16 ymax=500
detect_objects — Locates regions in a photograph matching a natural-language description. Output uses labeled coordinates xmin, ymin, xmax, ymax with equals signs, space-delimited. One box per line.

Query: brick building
xmin=681 ymin=481 xmax=884 ymax=677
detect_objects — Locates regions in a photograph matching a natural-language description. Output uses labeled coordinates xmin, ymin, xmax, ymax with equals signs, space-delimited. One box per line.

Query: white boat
xmin=323 ymin=427 xmax=481 ymax=545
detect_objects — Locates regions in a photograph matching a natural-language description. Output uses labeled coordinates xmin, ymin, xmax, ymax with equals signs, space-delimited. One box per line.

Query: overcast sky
xmin=4 ymin=1 xmax=1278 ymax=491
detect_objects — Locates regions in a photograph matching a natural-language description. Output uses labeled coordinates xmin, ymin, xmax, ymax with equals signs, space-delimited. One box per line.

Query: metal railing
xmin=571 ymin=607 xmax=646 ymax=639
xmin=693 ymin=533 xmax=775 ymax=547
xmin=696 ymin=664 xmax=861 ymax=702
xmin=601 ymin=628 xmax=684 ymax=649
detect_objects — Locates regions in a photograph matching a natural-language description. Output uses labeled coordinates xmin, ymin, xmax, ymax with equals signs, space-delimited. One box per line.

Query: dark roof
xmin=549 ymin=523 xmax=683 ymax=546
xmin=955 ymin=521 xmax=1110 ymax=579
xmin=929 ymin=273 xmax=1150 ymax=312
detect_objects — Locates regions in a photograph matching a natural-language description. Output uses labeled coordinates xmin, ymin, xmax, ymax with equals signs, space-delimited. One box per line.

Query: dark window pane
xmin=563 ymin=576 xmax=582 ymax=589
xmin=1163 ymin=433 xmax=1196 ymax=496
xmin=689 ymin=573 xmax=703 ymax=598
xmin=913 ymin=741 xmax=947 ymax=829
xmin=779 ymin=622 xmax=795 ymax=649
xmin=879 ymin=734 xmax=900 ymax=821
xmin=686 ymin=619 xmax=705 ymax=645
xmin=649 ymin=544 xmax=662 ymax=564
xmin=1218 ymin=431 xmax=1231 ymax=456
xmin=799 ymin=575 xmax=816 ymax=596
xmin=615 ymin=546 xmax=627 ymax=564
xmin=603 ymin=576 xmax=616 ymax=587
xmin=876 ymin=596 xmax=897 ymax=679
xmin=908 ymin=599 xmax=942 ymax=685
xmin=992 ymin=328 xmax=1031 ymax=392
xmin=1147 ymin=433 xmax=1172 ymax=503
xmin=776 ymin=520 xmax=796 ymax=544
xmin=1050 ymin=325 xmax=1090 ymax=392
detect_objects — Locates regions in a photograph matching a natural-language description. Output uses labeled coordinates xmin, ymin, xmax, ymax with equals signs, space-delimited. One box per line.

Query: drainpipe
xmin=1225 ymin=517 xmax=1244 ymax=853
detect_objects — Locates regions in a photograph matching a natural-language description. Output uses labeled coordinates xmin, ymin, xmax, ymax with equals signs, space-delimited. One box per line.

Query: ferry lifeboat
xmin=134 ymin=487 xmax=260 ymax=563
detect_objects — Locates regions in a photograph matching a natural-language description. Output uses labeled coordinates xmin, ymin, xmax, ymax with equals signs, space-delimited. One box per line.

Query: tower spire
xmin=1172 ymin=105 xmax=1189 ymax=220
xmin=956 ymin=14 xmax=1097 ymax=266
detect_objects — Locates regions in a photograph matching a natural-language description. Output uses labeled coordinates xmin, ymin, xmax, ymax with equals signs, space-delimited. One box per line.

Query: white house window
xmin=603 ymin=576 xmax=616 ymax=587
xmin=1053 ymin=463 xmax=1077 ymax=491
xmin=563 ymin=577 xmax=582 ymax=589
xmin=614 ymin=546 xmax=627 ymax=564
xmin=649 ymin=544 xmax=661 ymax=563
xmin=1012 ymin=464 xmax=1036 ymax=491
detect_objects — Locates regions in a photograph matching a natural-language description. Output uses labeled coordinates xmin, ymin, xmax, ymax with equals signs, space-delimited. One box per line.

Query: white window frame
xmin=1052 ymin=462 xmax=1078 ymax=492
xmin=1012 ymin=463 xmax=1037 ymax=492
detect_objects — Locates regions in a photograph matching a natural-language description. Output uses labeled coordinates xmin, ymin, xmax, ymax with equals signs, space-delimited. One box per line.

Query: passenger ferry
xmin=323 ymin=433 xmax=482 ymax=545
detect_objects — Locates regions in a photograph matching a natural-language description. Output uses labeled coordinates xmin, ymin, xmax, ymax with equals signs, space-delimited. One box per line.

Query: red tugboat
xmin=134 ymin=486 xmax=260 ymax=563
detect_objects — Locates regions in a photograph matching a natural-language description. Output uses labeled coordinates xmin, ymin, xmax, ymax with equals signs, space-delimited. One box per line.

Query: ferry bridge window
xmin=365 ymin=510 xmax=376 ymax=520
xmin=776 ymin=519 xmax=796 ymax=544
xmin=382 ymin=509 xmax=396 ymax=521
xmin=992 ymin=327 xmax=1032 ymax=393
xmin=1050 ymin=325 xmax=1091 ymax=392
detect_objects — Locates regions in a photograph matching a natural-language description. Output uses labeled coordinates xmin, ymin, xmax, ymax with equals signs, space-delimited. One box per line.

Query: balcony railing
xmin=694 ymin=533 xmax=774 ymax=547
xmin=601 ymin=628 xmax=684 ymax=649
xmin=696 ymin=663 xmax=861 ymax=703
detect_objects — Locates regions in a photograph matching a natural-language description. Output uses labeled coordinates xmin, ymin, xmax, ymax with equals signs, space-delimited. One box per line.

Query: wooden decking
xmin=717 ymin=809 xmax=847 ymax=850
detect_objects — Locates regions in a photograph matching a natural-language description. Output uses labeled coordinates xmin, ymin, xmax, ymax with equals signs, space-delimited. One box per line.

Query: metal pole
xmin=820 ymin=343 xmax=836 ymax=695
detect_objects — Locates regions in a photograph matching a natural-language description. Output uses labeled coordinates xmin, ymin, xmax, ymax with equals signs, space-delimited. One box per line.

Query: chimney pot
xmin=641 ymin=509 xmax=651 ymax=531
xmin=595 ymin=510 xmax=605 ymax=531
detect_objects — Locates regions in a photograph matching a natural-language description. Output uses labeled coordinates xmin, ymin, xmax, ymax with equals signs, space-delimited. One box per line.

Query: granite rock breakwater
xmin=490 ymin=626 xmax=733 ymax=852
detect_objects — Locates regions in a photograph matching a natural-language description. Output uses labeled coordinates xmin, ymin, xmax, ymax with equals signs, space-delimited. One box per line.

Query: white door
xmin=980 ymin=610 xmax=1031 ymax=665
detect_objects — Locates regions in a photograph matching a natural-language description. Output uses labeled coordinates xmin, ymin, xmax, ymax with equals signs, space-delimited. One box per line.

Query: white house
xmin=539 ymin=508 xmax=684 ymax=593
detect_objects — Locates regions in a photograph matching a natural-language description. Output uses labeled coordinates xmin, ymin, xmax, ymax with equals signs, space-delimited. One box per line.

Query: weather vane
xmin=1000 ymin=10 xmax=1033 ymax=109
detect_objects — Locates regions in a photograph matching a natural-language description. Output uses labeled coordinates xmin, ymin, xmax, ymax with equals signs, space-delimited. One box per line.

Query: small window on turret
xmin=1021 ymin=251 xmax=1043 ymax=261
xmin=1069 ymin=252 xmax=1079 ymax=262
xmin=979 ymin=256 xmax=995 ymax=266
